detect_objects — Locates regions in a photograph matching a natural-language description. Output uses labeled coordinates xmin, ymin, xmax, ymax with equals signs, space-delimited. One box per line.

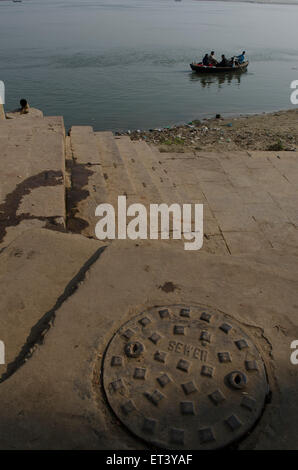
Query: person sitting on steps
xmin=5 ymin=98 xmax=43 ymax=120
xmin=19 ymin=98 xmax=30 ymax=114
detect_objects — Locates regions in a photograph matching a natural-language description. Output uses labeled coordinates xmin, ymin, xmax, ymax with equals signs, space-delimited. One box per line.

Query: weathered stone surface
xmin=0 ymin=116 xmax=66 ymax=247
xmin=0 ymin=228 xmax=105 ymax=380
xmin=95 ymin=132 xmax=135 ymax=200
xmin=157 ymin=149 xmax=298 ymax=256
xmin=68 ymin=133 xmax=298 ymax=258
xmin=0 ymin=240 xmax=296 ymax=449
xmin=132 ymin=141 xmax=182 ymax=204
xmin=5 ymin=108 xmax=43 ymax=120
xmin=115 ymin=137 xmax=162 ymax=204
xmin=70 ymin=126 xmax=100 ymax=165
xmin=68 ymin=127 xmax=108 ymax=237
xmin=0 ymin=104 xmax=5 ymax=121
xmin=1 ymin=120 xmax=298 ymax=451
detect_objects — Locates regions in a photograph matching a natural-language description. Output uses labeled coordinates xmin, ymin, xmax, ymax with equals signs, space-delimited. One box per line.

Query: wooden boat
xmin=190 ymin=61 xmax=249 ymax=73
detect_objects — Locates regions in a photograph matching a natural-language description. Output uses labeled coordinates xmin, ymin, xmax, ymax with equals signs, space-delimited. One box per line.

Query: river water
xmin=1 ymin=0 xmax=298 ymax=130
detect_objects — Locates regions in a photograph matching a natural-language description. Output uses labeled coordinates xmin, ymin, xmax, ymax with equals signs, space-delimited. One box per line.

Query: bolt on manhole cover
xmin=102 ymin=305 xmax=269 ymax=449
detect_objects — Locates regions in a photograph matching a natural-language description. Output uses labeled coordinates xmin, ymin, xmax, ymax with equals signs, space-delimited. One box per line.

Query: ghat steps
xmin=0 ymin=116 xmax=297 ymax=257
xmin=0 ymin=116 xmax=65 ymax=248
xmin=68 ymin=125 xmax=298 ymax=257
xmin=0 ymin=115 xmax=298 ymax=450
xmin=68 ymin=127 xmax=225 ymax=252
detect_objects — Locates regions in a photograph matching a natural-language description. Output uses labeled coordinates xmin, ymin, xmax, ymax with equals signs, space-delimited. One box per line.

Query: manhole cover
xmin=102 ymin=305 xmax=269 ymax=449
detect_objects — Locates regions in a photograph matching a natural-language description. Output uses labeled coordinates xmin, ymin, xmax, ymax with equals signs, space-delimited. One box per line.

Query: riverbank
xmin=196 ymin=0 xmax=298 ymax=4
xmin=120 ymin=108 xmax=298 ymax=153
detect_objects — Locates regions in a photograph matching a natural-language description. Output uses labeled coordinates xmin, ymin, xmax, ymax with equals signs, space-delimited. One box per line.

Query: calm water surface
xmin=1 ymin=0 xmax=298 ymax=130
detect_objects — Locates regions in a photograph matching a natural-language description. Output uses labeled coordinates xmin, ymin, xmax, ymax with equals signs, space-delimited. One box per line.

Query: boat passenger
xmin=217 ymin=54 xmax=228 ymax=67
xmin=236 ymin=51 xmax=246 ymax=65
xmin=208 ymin=51 xmax=218 ymax=65
xmin=202 ymin=54 xmax=209 ymax=66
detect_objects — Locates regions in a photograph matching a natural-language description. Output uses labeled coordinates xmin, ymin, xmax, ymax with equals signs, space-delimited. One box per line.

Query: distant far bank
xmin=1 ymin=0 xmax=298 ymax=5
xmin=195 ymin=0 xmax=298 ymax=4
xmin=1 ymin=0 xmax=298 ymax=3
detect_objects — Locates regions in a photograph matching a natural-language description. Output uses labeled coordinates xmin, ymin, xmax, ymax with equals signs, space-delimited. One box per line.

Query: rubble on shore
xmin=115 ymin=109 xmax=298 ymax=153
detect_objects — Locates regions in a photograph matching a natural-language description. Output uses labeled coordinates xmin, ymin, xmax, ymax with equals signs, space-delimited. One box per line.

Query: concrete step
xmin=148 ymin=150 xmax=207 ymax=202
xmin=0 ymin=115 xmax=64 ymax=132
xmin=144 ymin=147 xmax=226 ymax=252
xmin=115 ymin=136 xmax=162 ymax=205
xmin=0 ymin=228 xmax=104 ymax=380
xmin=0 ymin=240 xmax=296 ymax=449
xmin=119 ymin=139 xmax=207 ymax=244
xmin=95 ymin=131 xmax=125 ymax=167
xmin=0 ymin=116 xmax=66 ymax=248
xmin=68 ymin=127 xmax=108 ymax=238
xmin=70 ymin=126 xmax=100 ymax=164
xmin=95 ymin=132 xmax=136 ymax=210
xmin=132 ymin=141 xmax=186 ymax=204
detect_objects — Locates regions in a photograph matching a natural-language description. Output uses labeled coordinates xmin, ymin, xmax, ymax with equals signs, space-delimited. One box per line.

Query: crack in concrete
xmin=199 ymin=187 xmax=230 ymax=254
xmin=0 ymin=245 xmax=107 ymax=384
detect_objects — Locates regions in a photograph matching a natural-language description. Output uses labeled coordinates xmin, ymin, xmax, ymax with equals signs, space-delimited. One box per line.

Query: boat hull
xmin=190 ymin=61 xmax=249 ymax=73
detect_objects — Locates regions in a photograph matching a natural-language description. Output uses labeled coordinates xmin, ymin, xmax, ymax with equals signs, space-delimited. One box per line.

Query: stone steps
xmin=0 ymin=115 xmax=64 ymax=132
xmin=140 ymin=148 xmax=228 ymax=254
xmin=131 ymin=141 xmax=184 ymax=204
xmin=1 ymin=121 xmax=298 ymax=451
xmin=0 ymin=116 xmax=66 ymax=248
xmin=95 ymin=132 xmax=135 ymax=203
xmin=67 ymin=128 xmax=297 ymax=258
xmin=129 ymin=141 xmax=203 ymax=242
xmin=68 ymin=128 xmax=215 ymax=249
xmin=69 ymin=128 xmax=201 ymax=242
xmin=5 ymin=112 xmax=297 ymax=251
xmin=115 ymin=136 xmax=162 ymax=204
xmin=68 ymin=127 xmax=108 ymax=237
xmin=70 ymin=126 xmax=100 ymax=165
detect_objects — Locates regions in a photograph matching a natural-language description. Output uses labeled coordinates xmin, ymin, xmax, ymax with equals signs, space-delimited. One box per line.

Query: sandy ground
xmin=125 ymin=109 xmax=298 ymax=153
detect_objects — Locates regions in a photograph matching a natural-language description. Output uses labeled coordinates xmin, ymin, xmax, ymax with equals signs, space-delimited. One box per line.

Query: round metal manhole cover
xmin=102 ymin=305 xmax=269 ymax=449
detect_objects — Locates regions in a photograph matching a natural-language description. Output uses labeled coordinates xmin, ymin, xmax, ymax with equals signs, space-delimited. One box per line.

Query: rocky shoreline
xmin=117 ymin=108 xmax=298 ymax=153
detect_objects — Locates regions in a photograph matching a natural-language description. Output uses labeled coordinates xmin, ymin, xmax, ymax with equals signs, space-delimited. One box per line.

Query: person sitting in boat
xmin=202 ymin=53 xmax=209 ymax=66
xmin=217 ymin=54 xmax=228 ymax=67
xmin=208 ymin=51 xmax=218 ymax=65
xmin=229 ymin=56 xmax=235 ymax=67
xmin=235 ymin=51 xmax=246 ymax=65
